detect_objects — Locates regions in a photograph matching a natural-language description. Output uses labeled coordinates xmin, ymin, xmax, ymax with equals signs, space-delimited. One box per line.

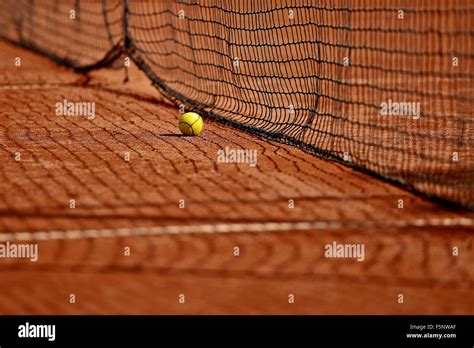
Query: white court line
xmin=0 ymin=217 xmax=472 ymax=242
xmin=0 ymin=83 xmax=71 ymax=90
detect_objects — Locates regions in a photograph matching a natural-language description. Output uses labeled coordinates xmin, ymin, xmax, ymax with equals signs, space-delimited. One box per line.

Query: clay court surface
xmin=0 ymin=40 xmax=473 ymax=314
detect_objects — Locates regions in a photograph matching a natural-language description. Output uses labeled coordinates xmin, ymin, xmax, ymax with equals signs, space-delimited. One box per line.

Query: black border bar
xmin=0 ymin=315 xmax=473 ymax=347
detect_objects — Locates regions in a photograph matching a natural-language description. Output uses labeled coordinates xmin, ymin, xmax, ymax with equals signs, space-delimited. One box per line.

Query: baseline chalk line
xmin=0 ymin=217 xmax=472 ymax=242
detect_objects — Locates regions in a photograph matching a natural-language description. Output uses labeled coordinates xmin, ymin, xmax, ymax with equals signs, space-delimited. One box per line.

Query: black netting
xmin=1 ymin=0 xmax=473 ymax=208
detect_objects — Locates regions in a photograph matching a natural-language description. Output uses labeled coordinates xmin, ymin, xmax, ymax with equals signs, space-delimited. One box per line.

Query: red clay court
xmin=0 ymin=0 xmax=473 ymax=314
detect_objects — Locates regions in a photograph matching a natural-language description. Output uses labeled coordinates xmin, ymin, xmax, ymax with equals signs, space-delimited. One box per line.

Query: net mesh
xmin=1 ymin=0 xmax=473 ymax=208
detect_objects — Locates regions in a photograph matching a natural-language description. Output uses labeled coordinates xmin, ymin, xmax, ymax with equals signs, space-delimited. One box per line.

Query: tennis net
xmin=1 ymin=0 xmax=473 ymax=208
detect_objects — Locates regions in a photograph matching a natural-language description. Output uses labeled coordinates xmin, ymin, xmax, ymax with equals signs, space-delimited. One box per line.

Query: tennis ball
xmin=179 ymin=112 xmax=203 ymax=136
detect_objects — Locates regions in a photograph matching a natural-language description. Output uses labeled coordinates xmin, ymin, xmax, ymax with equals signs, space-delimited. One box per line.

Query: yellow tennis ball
xmin=179 ymin=112 xmax=203 ymax=136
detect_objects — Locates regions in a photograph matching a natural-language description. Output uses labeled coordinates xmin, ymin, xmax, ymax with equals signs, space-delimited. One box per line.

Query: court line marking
xmin=0 ymin=217 xmax=471 ymax=242
xmin=0 ymin=83 xmax=79 ymax=90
